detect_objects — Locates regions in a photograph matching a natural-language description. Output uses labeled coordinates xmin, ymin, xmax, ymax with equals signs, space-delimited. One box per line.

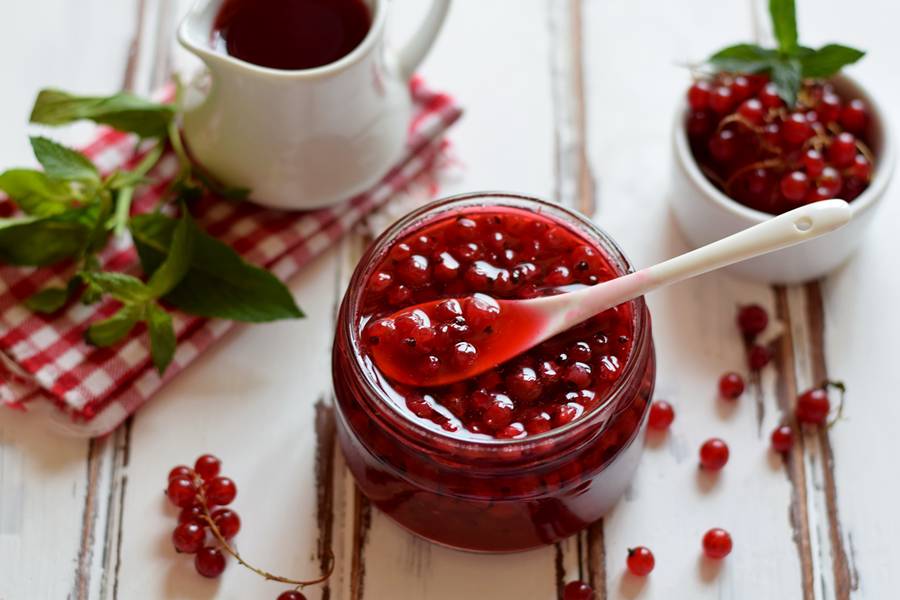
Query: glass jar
xmin=332 ymin=192 xmax=656 ymax=552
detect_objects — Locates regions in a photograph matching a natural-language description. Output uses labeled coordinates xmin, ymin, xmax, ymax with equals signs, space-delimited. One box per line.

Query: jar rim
xmin=340 ymin=191 xmax=651 ymax=455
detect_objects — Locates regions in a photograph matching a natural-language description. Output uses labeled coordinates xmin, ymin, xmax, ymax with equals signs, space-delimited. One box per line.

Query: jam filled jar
xmin=332 ymin=192 xmax=656 ymax=552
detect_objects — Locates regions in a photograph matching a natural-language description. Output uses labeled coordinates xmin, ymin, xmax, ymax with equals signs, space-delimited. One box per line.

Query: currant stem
xmin=822 ymin=379 xmax=847 ymax=428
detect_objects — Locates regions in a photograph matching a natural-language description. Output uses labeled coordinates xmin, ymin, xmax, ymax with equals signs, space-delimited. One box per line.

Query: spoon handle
xmin=535 ymin=200 xmax=852 ymax=333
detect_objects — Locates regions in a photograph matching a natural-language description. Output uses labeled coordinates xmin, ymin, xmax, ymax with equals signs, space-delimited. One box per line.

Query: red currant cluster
xmin=165 ymin=454 xmax=329 ymax=599
xmin=687 ymin=74 xmax=874 ymax=215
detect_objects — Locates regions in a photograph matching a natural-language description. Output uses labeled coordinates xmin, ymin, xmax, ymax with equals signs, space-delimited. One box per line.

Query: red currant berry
xmin=212 ymin=508 xmax=241 ymax=539
xmin=168 ymin=465 xmax=192 ymax=481
xmin=505 ymin=366 xmax=542 ymax=403
xmin=166 ymin=477 xmax=198 ymax=508
xmin=205 ymin=476 xmax=237 ymax=506
xmin=195 ymin=546 xmax=227 ymax=578
xmin=702 ymin=528 xmax=733 ymax=559
xmin=648 ymin=400 xmax=675 ymax=431
xmin=801 ymin=149 xmax=826 ymax=178
xmin=840 ymin=98 xmax=868 ymax=133
xmin=718 ymin=372 xmax=745 ymax=399
xmin=699 ymin=438 xmax=729 ymax=470
xmin=817 ymin=92 xmax=842 ymax=123
xmin=178 ymin=504 xmax=206 ymax=526
xmin=737 ymin=304 xmax=768 ymax=338
xmin=687 ymin=110 xmax=714 ymax=138
xmin=759 ymin=83 xmax=783 ymax=109
xmin=780 ymin=171 xmax=810 ymax=203
xmin=172 ymin=522 xmax=206 ymax=554
xmin=710 ymin=86 xmax=734 ymax=114
xmin=818 ymin=166 xmax=843 ymax=197
xmin=277 ymin=592 xmax=308 ymax=600
xmin=771 ymin=425 xmax=795 ymax=453
xmin=849 ymin=154 xmax=872 ymax=181
xmin=828 ymin=132 xmax=857 ymax=168
xmin=708 ymin=129 xmax=738 ymax=163
xmin=782 ymin=113 xmax=812 ymax=145
xmin=737 ymin=98 xmax=764 ymax=125
xmin=369 ymin=271 xmax=393 ymax=294
xmin=563 ymin=580 xmax=595 ymax=600
xmin=194 ymin=454 xmax=221 ymax=481
xmin=730 ymin=76 xmax=752 ymax=102
xmin=626 ymin=546 xmax=655 ymax=576
xmin=688 ymin=81 xmax=712 ymax=110
xmin=748 ymin=344 xmax=772 ymax=370
xmin=795 ymin=387 xmax=830 ymax=425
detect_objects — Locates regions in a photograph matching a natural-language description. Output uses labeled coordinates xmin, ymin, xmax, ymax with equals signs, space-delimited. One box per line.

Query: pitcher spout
xmin=177 ymin=0 xmax=227 ymax=68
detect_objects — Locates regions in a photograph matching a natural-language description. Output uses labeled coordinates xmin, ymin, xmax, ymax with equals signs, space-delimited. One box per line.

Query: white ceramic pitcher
xmin=177 ymin=0 xmax=451 ymax=210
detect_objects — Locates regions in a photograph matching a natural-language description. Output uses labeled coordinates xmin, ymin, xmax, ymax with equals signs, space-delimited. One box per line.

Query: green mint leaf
xmin=0 ymin=169 xmax=72 ymax=216
xmin=30 ymin=89 xmax=176 ymax=138
xmin=79 ymin=271 xmax=151 ymax=304
xmin=145 ymin=303 xmax=176 ymax=374
xmin=147 ymin=209 xmax=195 ymax=298
xmin=769 ymin=0 xmax=798 ymax=55
xmin=85 ymin=303 xmax=143 ymax=347
xmin=0 ymin=214 xmax=90 ymax=266
xmin=25 ymin=285 xmax=72 ymax=313
xmin=29 ymin=136 xmax=99 ymax=183
xmin=800 ymin=44 xmax=866 ymax=78
xmin=771 ymin=57 xmax=802 ymax=106
xmin=708 ymin=44 xmax=777 ymax=73
xmin=130 ymin=213 xmax=303 ymax=322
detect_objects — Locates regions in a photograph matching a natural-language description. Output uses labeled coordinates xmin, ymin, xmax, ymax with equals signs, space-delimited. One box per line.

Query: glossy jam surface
xmin=213 ymin=0 xmax=371 ymax=70
xmin=332 ymin=197 xmax=656 ymax=552
xmin=358 ymin=208 xmax=634 ymax=440
xmin=687 ymin=74 xmax=875 ymax=215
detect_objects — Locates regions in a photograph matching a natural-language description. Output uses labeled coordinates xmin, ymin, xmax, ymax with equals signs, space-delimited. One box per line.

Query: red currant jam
xmin=213 ymin=0 xmax=371 ymax=70
xmin=686 ymin=75 xmax=876 ymax=215
xmin=333 ymin=193 xmax=656 ymax=552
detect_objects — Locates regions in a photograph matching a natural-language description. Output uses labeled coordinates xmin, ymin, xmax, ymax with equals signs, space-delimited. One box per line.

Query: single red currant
xmin=212 ymin=508 xmax=241 ymax=539
xmin=699 ymin=438 xmax=730 ymax=471
xmin=648 ymin=400 xmax=675 ymax=431
xmin=737 ymin=98 xmax=765 ymax=125
xmin=172 ymin=522 xmax=206 ymax=554
xmin=205 ymin=476 xmax=238 ymax=506
xmin=626 ymin=546 xmax=655 ymax=576
xmin=194 ymin=454 xmax=221 ymax=481
xmin=718 ymin=372 xmax=745 ymax=399
xmin=828 ymin=132 xmax=857 ymax=167
xmin=710 ymin=86 xmax=734 ymax=114
xmin=795 ymin=388 xmax=830 ymax=425
xmin=178 ymin=504 xmax=206 ymax=526
xmin=818 ymin=166 xmax=843 ymax=197
xmin=801 ymin=149 xmax=825 ymax=178
xmin=195 ymin=546 xmax=227 ymax=578
xmin=166 ymin=477 xmax=198 ymax=508
xmin=709 ymin=129 xmax=738 ymax=163
xmin=276 ymin=592 xmax=308 ymax=600
xmin=563 ymin=580 xmax=595 ymax=600
xmin=702 ymin=528 xmax=733 ymax=559
xmin=780 ymin=171 xmax=810 ymax=203
xmin=737 ymin=304 xmax=768 ymax=338
xmin=771 ymin=425 xmax=795 ymax=453
xmin=840 ymin=98 xmax=868 ymax=133
xmin=748 ymin=344 xmax=772 ymax=370
xmin=849 ymin=154 xmax=872 ymax=181
xmin=688 ymin=81 xmax=712 ymax=110
xmin=782 ymin=113 xmax=812 ymax=145
xmin=168 ymin=465 xmax=192 ymax=481
xmin=759 ymin=82 xmax=783 ymax=109
xmin=817 ymin=92 xmax=842 ymax=123
xmin=730 ymin=76 xmax=752 ymax=102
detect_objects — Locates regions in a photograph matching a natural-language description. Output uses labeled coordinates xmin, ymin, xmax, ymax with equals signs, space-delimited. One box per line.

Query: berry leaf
xmin=769 ymin=0 xmax=798 ymax=55
xmin=147 ymin=209 xmax=195 ymax=299
xmin=130 ymin=213 xmax=304 ymax=322
xmin=29 ymin=137 xmax=99 ymax=183
xmin=30 ymin=89 xmax=176 ymax=139
xmin=0 ymin=169 xmax=72 ymax=216
xmin=800 ymin=44 xmax=866 ymax=78
xmin=145 ymin=303 xmax=176 ymax=374
xmin=708 ymin=44 xmax=777 ymax=73
xmin=85 ymin=304 xmax=143 ymax=347
xmin=0 ymin=214 xmax=90 ymax=266
xmin=25 ymin=285 xmax=72 ymax=314
xmin=771 ymin=57 xmax=802 ymax=106
xmin=80 ymin=271 xmax=151 ymax=304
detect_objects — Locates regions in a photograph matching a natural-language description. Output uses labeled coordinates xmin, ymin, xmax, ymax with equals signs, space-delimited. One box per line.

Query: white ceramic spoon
xmin=371 ymin=199 xmax=852 ymax=387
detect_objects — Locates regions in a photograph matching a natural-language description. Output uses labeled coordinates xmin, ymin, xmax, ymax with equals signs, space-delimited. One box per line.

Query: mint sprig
xmin=706 ymin=0 xmax=865 ymax=105
xmin=0 ymin=87 xmax=303 ymax=374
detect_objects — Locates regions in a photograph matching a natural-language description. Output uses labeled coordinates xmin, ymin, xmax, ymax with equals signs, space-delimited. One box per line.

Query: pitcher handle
xmin=397 ymin=0 xmax=451 ymax=79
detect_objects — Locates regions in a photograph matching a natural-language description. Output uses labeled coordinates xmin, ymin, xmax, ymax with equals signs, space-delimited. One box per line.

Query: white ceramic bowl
xmin=671 ymin=74 xmax=895 ymax=284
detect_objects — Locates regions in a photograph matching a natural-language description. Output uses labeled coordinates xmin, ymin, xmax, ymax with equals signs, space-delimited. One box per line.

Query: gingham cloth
xmin=0 ymin=78 xmax=461 ymax=437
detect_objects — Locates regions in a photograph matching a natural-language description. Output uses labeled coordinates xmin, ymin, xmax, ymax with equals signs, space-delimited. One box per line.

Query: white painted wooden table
xmin=1 ymin=1 xmax=897 ymax=598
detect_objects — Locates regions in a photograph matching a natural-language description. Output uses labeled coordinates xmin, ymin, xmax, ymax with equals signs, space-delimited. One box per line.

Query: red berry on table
xmin=782 ymin=112 xmax=812 ymax=145
xmin=172 ymin=522 xmax=206 ymax=554
xmin=702 ymin=528 xmax=733 ymax=559
xmin=840 ymin=98 xmax=868 ymax=133
xmin=194 ymin=454 xmax=221 ymax=480
xmin=195 ymin=546 xmax=227 ymax=578
xmin=688 ymin=81 xmax=712 ymax=110
xmin=771 ymin=425 xmax=795 ymax=453
xmin=178 ymin=504 xmax=206 ymax=526
xmin=626 ymin=546 xmax=655 ymax=576
xmin=648 ymin=400 xmax=675 ymax=431
xmin=277 ymin=592 xmax=308 ymax=600
xmin=166 ymin=477 xmax=198 ymax=508
xmin=828 ymin=132 xmax=858 ymax=167
xmin=795 ymin=388 xmax=831 ymax=425
xmin=718 ymin=372 xmax=745 ymax=399
xmin=168 ymin=465 xmax=192 ymax=481
xmin=780 ymin=171 xmax=810 ymax=203
xmin=748 ymin=344 xmax=772 ymax=370
xmin=205 ymin=476 xmax=238 ymax=506
xmin=563 ymin=580 xmax=595 ymax=600
xmin=212 ymin=508 xmax=242 ymax=539
xmin=737 ymin=304 xmax=768 ymax=338
xmin=699 ymin=438 xmax=730 ymax=471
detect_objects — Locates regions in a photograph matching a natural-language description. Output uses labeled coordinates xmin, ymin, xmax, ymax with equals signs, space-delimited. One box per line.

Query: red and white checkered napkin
xmin=0 ymin=79 xmax=461 ymax=437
